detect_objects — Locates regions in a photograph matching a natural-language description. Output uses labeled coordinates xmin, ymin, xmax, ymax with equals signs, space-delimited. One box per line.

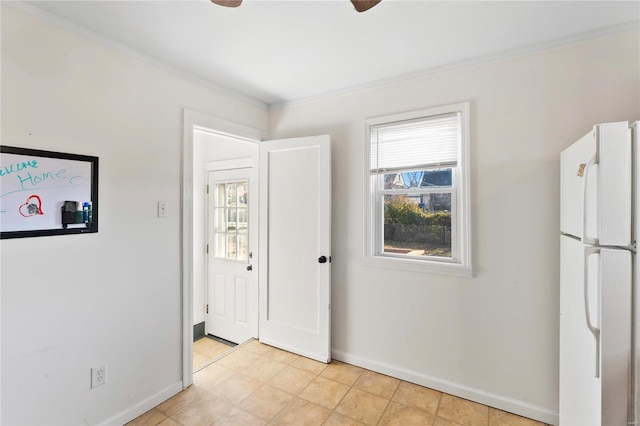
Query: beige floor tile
xmin=200 ymin=342 xmax=233 ymax=359
xmin=193 ymin=337 xmax=213 ymax=352
xmin=157 ymin=418 xmax=181 ymax=426
xmin=489 ymin=408 xmax=544 ymax=426
xmin=193 ymin=337 xmax=217 ymax=352
xmin=353 ymin=370 xmax=400 ymax=399
xmin=193 ymin=338 xmax=233 ymax=360
xmin=213 ymin=407 xmax=266 ymax=426
xmin=335 ymin=388 xmax=390 ymax=425
xmin=299 ymin=376 xmax=351 ymax=410
xmin=126 ymin=408 xmax=167 ymax=426
xmin=192 ymin=353 xmax=210 ymax=371
xmin=263 ymin=348 xmax=300 ymax=364
xmin=433 ymin=417 xmax=464 ymax=426
xmin=242 ymin=339 xmax=277 ymax=356
xmin=269 ymin=365 xmax=317 ymax=394
xmin=392 ymin=381 xmax=442 ymax=414
xmin=170 ymin=393 xmax=235 ymax=426
xmin=216 ymin=348 xmax=261 ymax=371
xmin=209 ymin=373 xmax=262 ymax=404
xmin=238 ymin=384 xmax=294 ymax=421
xmin=271 ymin=397 xmax=332 ymax=425
xmin=192 ymin=363 xmax=235 ymax=390
xmin=320 ymin=360 xmax=364 ymax=386
xmin=379 ymin=401 xmax=436 ymax=426
xmin=437 ymin=394 xmax=489 ymax=426
xmin=323 ymin=412 xmax=365 ymax=426
xmin=292 ymin=356 xmax=328 ymax=375
xmin=241 ymin=356 xmax=287 ymax=382
xmin=155 ymin=386 xmax=208 ymax=416
xmin=150 ymin=346 xmax=539 ymax=426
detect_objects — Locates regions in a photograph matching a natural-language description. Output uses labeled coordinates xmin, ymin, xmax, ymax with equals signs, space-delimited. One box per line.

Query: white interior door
xmin=259 ymin=135 xmax=331 ymax=363
xmin=206 ymin=168 xmax=258 ymax=344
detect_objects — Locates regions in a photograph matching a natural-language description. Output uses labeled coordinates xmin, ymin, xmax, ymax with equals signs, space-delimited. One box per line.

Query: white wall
xmin=269 ymin=31 xmax=640 ymax=423
xmin=0 ymin=7 xmax=268 ymax=425
xmin=192 ymin=131 xmax=259 ymax=326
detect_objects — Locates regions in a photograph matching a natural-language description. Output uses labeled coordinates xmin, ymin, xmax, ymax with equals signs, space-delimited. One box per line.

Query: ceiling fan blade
xmin=211 ymin=0 xmax=243 ymax=7
xmin=351 ymin=0 xmax=381 ymax=12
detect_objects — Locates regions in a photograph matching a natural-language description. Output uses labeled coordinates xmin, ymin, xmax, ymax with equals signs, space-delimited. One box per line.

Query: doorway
xmin=193 ymin=164 xmax=259 ymax=372
xmin=182 ymin=110 xmax=266 ymax=385
xmin=182 ymin=110 xmax=332 ymax=386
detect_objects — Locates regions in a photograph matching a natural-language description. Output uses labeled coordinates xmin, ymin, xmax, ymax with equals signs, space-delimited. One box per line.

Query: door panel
xmin=235 ymin=278 xmax=247 ymax=322
xmin=214 ymin=273 xmax=225 ymax=316
xmin=207 ymin=168 xmax=257 ymax=344
xmin=259 ymin=135 xmax=331 ymax=362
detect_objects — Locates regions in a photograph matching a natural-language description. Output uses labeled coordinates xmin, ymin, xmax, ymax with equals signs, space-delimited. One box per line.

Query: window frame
xmin=364 ymin=102 xmax=472 ymax=277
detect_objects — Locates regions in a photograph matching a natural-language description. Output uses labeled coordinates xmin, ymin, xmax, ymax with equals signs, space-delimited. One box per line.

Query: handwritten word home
xmin=0 ymin=159 xmax=81 ymax=192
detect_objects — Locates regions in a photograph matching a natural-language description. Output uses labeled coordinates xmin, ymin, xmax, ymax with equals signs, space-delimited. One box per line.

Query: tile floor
xmin=193 ymin=337 xmax=236 ymax=372
xmin=129 ymin=340 xmax=545 ymax=426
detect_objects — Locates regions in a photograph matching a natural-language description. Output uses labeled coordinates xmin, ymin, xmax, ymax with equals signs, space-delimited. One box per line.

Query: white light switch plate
xmin=158 ymin=201 xmax=167 ymax=218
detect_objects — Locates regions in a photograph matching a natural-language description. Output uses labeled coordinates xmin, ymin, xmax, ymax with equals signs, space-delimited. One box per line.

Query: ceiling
xmin=11 ymin=0 xmax=640 ymax=106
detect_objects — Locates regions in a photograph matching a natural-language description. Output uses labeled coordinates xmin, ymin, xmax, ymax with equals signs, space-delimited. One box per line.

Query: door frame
xmin=182 ymin=109 xmax=267 ymax=388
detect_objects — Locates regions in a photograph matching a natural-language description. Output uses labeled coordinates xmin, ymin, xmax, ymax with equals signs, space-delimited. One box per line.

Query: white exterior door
xmin=259 ymin=135 xmax=332 ymax=363
xmin=559 ymin=235 xmax=631 ymax=425
xmin=206 ymin=168 xmax=258 ymax=344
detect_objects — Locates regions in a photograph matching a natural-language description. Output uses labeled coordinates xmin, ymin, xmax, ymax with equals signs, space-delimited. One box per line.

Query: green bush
xmin=384 ymin=196 xmax=451 ymax=227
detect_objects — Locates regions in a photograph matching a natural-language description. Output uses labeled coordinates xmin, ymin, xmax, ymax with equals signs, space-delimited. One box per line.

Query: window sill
xmin=362 ymin=254 xmax=473 ymax=277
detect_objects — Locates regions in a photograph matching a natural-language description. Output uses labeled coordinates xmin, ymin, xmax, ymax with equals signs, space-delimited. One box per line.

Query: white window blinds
xmin=370 ymin=112 xmax=460 ymax=172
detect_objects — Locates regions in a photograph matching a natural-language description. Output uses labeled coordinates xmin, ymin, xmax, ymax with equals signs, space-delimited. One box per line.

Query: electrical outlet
xmin=158 ymin=201 xmax=167 ymax=218
xmin=91 ymin=364 xmax=107 ymax=389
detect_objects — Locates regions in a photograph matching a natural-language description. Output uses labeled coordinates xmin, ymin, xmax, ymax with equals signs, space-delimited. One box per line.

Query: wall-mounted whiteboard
xmin=0 ymin=146 xmax=98 ymax=239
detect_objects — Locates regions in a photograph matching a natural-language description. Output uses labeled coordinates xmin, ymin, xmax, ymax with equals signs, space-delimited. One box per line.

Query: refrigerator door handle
xmin=583 ymin=246 xmax=601 ymax=378
xmin=581 ymin=152 xmax=599 ymax=246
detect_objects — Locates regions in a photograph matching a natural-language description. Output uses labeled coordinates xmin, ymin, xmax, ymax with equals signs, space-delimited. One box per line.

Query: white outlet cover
xmin=91 ymin=364 xmax=107 ymax=389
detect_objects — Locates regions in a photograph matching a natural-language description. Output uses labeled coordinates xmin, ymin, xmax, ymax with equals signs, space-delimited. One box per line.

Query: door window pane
xmin=216 ymin=232 xmax=226 ymax=257
xmin=226 ymin=233 xmax=237 ymax=259
xmin=214 ymin=180 xmax=249 ymax=261
xmin=215 ymin=208 xmax=225 ymax=231
xmin=226 ymin=183 xmax=237 ymax=206
xmin=238 ymin=182 xmax=248 ymax=207
xmin=227 ymin=207 xmax=237 ymax=231
xmin=237 ymin=233 xmax=248 ymax=260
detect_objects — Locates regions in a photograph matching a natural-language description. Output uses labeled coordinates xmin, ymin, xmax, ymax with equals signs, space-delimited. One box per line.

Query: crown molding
xmin=270 ymin=19 xmax=640 ymax=110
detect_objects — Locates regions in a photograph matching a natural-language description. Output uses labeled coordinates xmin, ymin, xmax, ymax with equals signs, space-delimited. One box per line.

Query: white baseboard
xmin=98 ymin=381 xmax=183 ymax=426
xmin=331 ymin=349 xmax=558 ymax=426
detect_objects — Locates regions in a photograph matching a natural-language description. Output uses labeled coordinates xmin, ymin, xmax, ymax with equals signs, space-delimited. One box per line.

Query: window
xmin=215 ymin=180 xmax=249 ymax=261
xmin=365 ymin=103 xmax=472 ymax=276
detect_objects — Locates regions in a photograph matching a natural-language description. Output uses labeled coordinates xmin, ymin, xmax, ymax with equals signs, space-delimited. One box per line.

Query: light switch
xmin=158 ymin=201 xmax=168 ymax=218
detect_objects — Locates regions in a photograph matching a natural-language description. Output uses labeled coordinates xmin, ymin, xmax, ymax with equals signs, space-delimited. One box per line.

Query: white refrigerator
xmin=560 ymin=121 xmax=637 ymax=425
